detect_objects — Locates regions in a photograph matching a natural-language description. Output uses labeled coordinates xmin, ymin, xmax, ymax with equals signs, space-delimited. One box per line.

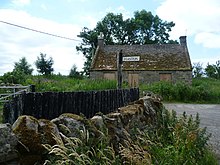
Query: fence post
xmin=30 ymin=85 xmax=36 ymax=92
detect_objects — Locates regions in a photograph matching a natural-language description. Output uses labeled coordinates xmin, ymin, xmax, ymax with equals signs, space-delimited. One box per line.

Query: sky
xmin=0 ymin=0 xmax=220 ymax=75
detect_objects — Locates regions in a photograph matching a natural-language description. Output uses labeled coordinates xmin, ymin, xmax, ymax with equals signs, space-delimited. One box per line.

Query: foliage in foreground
xmin=146 ymin=108 xmax=217 ymax=164
xmin=43 ymin=107 xmax=217 ymax=165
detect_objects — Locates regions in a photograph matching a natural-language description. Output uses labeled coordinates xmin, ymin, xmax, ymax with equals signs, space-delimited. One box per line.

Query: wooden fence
xmin=3 ymin=88 xmax=139 ymax=124
xmin=0 ymin=85 xmax=35 ymax=103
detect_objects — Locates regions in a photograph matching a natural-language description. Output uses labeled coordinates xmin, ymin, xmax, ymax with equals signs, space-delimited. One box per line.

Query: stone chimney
xmin=98 ymin=32 xmax=104 ymax=47
xmin=179 ymin=36 xmax=187 ymax=47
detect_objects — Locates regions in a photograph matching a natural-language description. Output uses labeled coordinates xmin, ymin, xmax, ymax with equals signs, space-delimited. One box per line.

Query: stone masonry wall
xmin=90 ymin=70 xmax=192 ymax=84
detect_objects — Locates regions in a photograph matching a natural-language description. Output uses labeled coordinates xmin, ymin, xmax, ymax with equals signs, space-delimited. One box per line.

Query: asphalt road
xmin=164 ymin=103 xmax=220 ymax=161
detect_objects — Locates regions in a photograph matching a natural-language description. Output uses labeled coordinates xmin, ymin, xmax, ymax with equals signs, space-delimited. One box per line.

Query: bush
xmin=132 ymin=108 xmax=218 ymax=165
xmin=1 ymin=70 xmax=27 ymax=84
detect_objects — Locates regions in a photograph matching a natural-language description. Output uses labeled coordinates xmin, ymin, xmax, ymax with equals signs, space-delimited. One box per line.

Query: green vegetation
xmin=35 ymin=53 xmax=54 ymax=75
xmin=24 ymin=75 xmax=118 ymax=92
xmin=147 ymin=108 xmax=218 ymax=164
xmin=1 ymin=74 xmax=220 ymax=103
xmin=140 ymin=78 xmax=220 ymax=103
xmin=43 ymin=106 xmax=218 ymax=164
xmin=14 ymin=57 xmax=33 ymax=75
xmin=0 ymin=75 xmax=218 ymax=163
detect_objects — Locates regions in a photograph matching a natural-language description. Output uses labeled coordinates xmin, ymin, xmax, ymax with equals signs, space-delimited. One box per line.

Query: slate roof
xmin=91 ymin=40 xmax=192 ymax=71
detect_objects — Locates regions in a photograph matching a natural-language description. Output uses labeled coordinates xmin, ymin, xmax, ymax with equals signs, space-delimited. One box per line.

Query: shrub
xmin=132 ymin=107 xmax=217 ymax=165
xmin=1 ymin=70 xmax=27 ymax=84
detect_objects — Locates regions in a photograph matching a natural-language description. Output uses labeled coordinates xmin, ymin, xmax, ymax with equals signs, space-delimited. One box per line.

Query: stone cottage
xmin=90 ymin=35 xmax=192 ymax=87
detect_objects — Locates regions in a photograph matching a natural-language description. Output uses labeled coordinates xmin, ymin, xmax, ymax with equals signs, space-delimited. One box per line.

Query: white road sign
xmin=123 ymin=56 xmax=140 ymax=61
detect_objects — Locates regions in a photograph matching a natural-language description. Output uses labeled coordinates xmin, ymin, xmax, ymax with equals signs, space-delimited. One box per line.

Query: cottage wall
xmin=90 ymin=70 xmax=192 ymax=85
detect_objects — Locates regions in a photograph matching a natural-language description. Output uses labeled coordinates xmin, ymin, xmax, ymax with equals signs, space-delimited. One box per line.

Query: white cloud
xmin=192 ymin=54 xmax=220 ymax=67
xmin=194 ymin=32 xmax=220 ymax=48
xmin=0 ymin=9 xmax=84 ymax=75
xmin=12 ymin=0 xmax=31 ymax=6
xmin=156 ymin=0 xmax=220 ymax=48
xmin=105 ymin=6 xmax=132 ymax=20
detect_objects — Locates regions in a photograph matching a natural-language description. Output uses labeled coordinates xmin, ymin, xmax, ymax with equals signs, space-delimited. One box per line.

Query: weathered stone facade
xmin=90 ymin=70 xmax=192 ymax=84
xmin=90 ymin=35 xmax=192 ymax=85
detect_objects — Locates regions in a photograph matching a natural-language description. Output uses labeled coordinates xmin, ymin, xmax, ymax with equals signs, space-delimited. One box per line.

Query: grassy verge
xmin=24 ymin=75 xmax=119 ymax=92
xmin=140 ymin=78 xmax=220 ymax=103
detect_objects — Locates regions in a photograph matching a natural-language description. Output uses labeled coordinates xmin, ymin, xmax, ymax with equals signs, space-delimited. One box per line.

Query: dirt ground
xmin=164 ymin=103 xmax=220 ymax=162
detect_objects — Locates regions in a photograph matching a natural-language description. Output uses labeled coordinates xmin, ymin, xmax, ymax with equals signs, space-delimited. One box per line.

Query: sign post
xmin=117 ymin=50 xmax=123 ymax=89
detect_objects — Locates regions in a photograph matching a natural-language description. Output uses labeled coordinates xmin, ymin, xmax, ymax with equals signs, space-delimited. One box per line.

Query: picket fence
xmin=3 ymin=88 xmax=139 ymax=124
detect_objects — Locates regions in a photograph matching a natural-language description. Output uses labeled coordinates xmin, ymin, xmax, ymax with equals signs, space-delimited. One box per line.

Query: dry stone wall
xmin=0 ymin=95 xmax=162 ymax=164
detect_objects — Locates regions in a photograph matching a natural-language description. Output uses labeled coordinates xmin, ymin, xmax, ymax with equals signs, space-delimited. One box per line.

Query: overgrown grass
xmin=2 ymin=74 xmax=220 ymax=103
xmin=25 ymin=76 xmax=220 ymax=103
xmin=43 ymin=119 xmax=122 ymax=165
xmin=140 ymin=78 xmax=220 ymax=103
xmin=24 ymin=75 xmax=119 ymax=92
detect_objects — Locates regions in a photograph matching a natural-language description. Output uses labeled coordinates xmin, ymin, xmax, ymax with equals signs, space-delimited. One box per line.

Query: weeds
xmin=43 ymin=129 xmax=121 ymax=165
xmin=132 ymin=107 xmax=218 ymax=165
xmin=25 ymin=75 xmax=118 ymax=92
xmin=140 ymin=78 xmax=220 ymax=103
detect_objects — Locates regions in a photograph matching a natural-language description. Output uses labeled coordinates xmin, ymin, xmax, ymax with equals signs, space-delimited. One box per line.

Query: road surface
xmin=164 ymin=103 xmax=220 ymax=161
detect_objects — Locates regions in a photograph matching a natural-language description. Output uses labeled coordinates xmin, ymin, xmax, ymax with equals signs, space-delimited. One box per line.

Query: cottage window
xmin=159 ymin=73 xmax=172 ymax=81
xmin=104 ymin=73 xmax=116 ymax=80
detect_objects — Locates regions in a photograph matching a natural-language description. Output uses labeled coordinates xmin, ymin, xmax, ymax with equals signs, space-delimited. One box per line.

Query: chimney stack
xmin=98 ymin=32 xmax=104 ymax=47
xmin=179 ymin=36 xmax=187 ymax=47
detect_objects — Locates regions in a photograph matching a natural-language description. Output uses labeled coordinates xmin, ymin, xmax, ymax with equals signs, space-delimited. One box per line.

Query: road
xmin=164 ymin=103 xmax=220 ymax=161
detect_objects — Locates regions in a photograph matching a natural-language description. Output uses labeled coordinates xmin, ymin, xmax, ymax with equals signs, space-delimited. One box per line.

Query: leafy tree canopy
xmin=69 ymin=64 xmax=82 ymax=79
xmin=76 ymin=10 xmax=177 ymax=75
xmin=192 ymin=62 xmax=204 ymax=78
xmin=205 ymin=61 xmax=220 ymax=79
xmin=14 ymin=57 xmax=33 ymax=75
xmin=35 ymin=53 xmax=54 ymax=75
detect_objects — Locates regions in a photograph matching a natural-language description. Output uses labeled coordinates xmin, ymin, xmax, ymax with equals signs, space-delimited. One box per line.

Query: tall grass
xmin=132 ymin=108 xmax=218 ymax=165
xmin=25 ymin=75 xmax=118 ymax=92
xmin=140 ymin=78 xmax=220 ymax=103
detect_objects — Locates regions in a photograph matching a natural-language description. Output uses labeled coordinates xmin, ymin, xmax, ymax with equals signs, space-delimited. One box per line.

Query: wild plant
xmin=147 ymin=107 xmax=215 ymax=164
xmin=43 ymin=128 xmax=121 ymax=165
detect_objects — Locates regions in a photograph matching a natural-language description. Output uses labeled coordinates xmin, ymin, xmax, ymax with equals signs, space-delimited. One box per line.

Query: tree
xmin=192 ymin=62 xmax=204 ymax=78
xmin=2 ymin=70 xmax=26 ymax=84
xmin=76 ymin=10 xmax=177 ymax=75
xmin=215 ymin=60 xmax=220 ymax=79
xmin=205 ymin=63 xmax=217 ymax=78
xmin=205 ymin=60 xmax=220 ymax=79
xmin=14 ymin=57 xmax=33 ymax=75
xmin=35 ymin=53 xmax=54 ymax=75
xmin=69 ymin=64 xmax=81 ymax=78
